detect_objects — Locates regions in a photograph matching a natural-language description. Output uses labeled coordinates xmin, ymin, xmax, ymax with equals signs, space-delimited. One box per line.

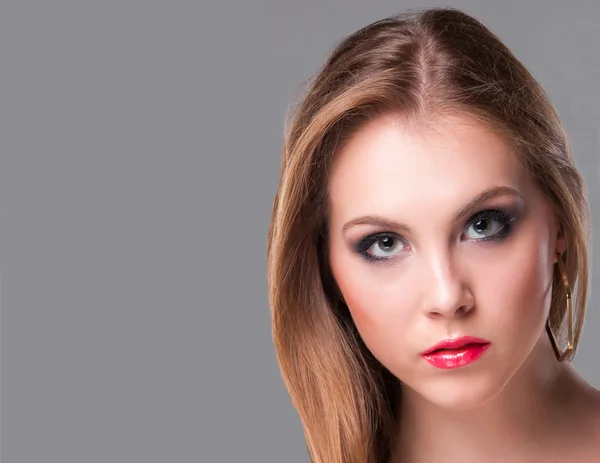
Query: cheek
xmin=475 ymin=228 xmax=554 ymax=343
xmin=329 ymin=247 xmax=417 ymax=362
xmin=344 ymin=280 xmax=414 ymax=349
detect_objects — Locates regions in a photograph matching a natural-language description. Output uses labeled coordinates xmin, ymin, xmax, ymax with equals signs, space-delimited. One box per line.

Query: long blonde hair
xmin=267 ymin=7 xmax=590 ymax=463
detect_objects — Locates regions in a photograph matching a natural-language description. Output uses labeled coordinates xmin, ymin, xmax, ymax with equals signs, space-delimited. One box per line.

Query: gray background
xmin=1 ymin=1 xmax=599 ymax=462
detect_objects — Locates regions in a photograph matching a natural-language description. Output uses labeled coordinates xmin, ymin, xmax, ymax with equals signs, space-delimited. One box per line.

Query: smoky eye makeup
xmin=353 ymin=232 xmax=408 ymax=262
xmin=461 ymin=207 xmax=518 ymax=242
xmin=351 ymin=204 xmax=523 ymax=263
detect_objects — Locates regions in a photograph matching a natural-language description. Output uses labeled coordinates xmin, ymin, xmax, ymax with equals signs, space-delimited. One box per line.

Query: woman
xmin=267 ymin=7 xmax=600 ymax=463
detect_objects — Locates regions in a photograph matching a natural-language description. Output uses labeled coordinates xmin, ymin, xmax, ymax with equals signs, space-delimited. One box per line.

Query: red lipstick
xmin=422 ymin=336 xmax=490 ymax=369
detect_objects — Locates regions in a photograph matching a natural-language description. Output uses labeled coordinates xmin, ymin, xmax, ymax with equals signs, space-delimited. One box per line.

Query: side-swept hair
xmin=267 ymin=8 xmax=590 ymax=462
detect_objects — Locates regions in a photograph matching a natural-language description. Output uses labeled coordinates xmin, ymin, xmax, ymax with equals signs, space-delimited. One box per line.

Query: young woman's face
xmin=327 ymin=113 xmax=564 ymax=410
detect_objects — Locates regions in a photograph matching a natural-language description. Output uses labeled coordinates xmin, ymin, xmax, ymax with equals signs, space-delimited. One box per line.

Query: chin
xmin=412 ymin=374 xmax=507 ymax=411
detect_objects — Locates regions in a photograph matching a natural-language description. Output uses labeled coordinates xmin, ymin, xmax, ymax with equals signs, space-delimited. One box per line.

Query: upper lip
xmin=422 ymin=336 xmax=490 ymax=355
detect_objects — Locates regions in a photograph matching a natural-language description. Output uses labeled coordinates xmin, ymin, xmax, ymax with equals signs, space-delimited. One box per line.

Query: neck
xmin=393 ymin=334 xmax=592 ymax=463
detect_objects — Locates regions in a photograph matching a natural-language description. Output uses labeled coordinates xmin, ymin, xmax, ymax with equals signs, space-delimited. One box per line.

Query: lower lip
xmin=422 ymin=343 xmax=490 ymax=369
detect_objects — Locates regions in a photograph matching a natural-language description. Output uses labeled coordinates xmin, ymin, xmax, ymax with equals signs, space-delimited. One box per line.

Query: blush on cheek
xmin=342 ymin=292 xmax=380 ymax=336
xmin=517 ymin=234 xmax=554 ymax=303
xmin=330 ymin=244 xmax=415 ymax=363
xmin=482 ymin=233 xmax=553 ymax=346
xmin=346 ymin=301 xmax=394 ymax=365
xmin=341 ymin=285 xmax=412 ymax=368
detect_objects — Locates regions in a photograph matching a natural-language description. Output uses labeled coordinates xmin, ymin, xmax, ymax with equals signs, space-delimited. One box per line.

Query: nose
xmin=421 ymin=251 xmax=474 ymax=319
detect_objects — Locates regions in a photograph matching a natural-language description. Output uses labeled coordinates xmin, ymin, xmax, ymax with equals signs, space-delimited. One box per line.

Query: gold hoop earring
xmin=545 ymin=253 xmax=574 ymax=362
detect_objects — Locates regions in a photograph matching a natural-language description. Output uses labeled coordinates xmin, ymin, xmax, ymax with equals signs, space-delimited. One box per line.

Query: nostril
xmin=457 ymin=305 xmax=470 ymax=315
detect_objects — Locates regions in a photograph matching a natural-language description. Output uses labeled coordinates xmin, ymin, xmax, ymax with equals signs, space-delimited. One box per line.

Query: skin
xmin=327 ymin=113 xmax=600 ymax=462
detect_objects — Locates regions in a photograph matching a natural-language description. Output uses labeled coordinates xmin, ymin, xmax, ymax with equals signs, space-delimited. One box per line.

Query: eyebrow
xmin=341 ymin=186 xmax=524 ymax=233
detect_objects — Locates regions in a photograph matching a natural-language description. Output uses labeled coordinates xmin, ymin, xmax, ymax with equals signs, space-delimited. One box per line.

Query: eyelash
xmin=354 ymin=208 xmax=517 ymax=262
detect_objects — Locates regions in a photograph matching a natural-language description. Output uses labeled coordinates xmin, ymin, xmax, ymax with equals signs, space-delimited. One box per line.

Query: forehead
xmin=328 ymin=114 xmax=530 ymax=218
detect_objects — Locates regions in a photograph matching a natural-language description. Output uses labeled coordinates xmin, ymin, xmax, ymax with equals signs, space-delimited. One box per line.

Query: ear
xmin=554 ymin=224 xmax=567 ymax=262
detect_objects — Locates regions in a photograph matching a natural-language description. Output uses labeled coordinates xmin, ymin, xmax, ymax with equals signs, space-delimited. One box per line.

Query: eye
xmin=463 ymin=209 xmax=515 ymax=241
xmin=464 ymin=218 xmax=504 ymax=239
xmin=356 ymin=233 xmax=407 ymax=261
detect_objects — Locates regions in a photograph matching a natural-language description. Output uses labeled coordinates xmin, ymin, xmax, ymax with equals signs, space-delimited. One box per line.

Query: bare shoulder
xmin=563 ymin=374 xmax=600 ymax=461
xmin=590 ymin=387 xmax=600 ymax=429
xmin=580 ymin=382 xmax=600 ymax=460
xmin=583 ymin=380 xmax=600 ymax=419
